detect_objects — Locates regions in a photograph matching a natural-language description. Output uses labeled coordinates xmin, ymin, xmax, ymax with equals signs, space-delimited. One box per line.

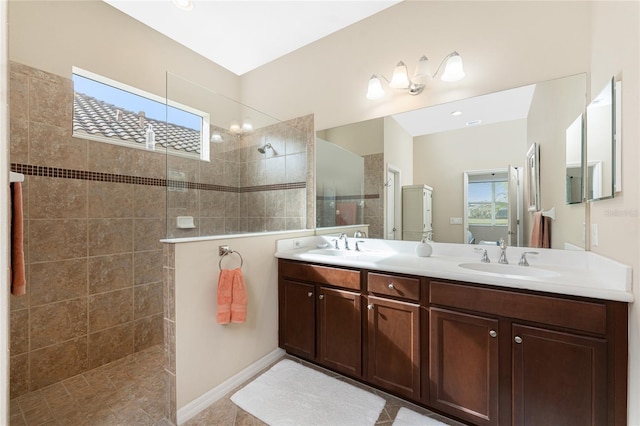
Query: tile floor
xmin=10 ymin=346 xmax=464 ymax=426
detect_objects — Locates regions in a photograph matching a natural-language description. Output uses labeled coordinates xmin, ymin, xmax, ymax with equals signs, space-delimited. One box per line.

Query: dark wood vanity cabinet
xmin=428 ymin=280 xmax=627 ymax=426
xmin=278 ymin=259 xmax=628 ymax=426
xmin=429 ymin=307 xmax=499 ymax=425
xmin=278 ymin=260 xmax=362 ymax=378
xmin=366 ymin=272 xmax=422 ymax=401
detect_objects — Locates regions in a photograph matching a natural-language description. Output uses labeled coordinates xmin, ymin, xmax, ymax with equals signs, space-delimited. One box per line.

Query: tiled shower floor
xmin=10 ymin=347 xmax=463 ymax=426
xmin=9 ymin=345 xmax=169 ymax=426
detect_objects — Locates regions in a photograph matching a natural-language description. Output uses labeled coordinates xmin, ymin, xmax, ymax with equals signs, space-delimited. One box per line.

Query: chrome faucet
xmin=474 ymin=247 xmax=490 ymax=263
xmin=519 ymin=251 xmax=539 ymax=266
xmin=498 ymin=239 xmax=508 ymax=264
xmin=339 ymin=233 xmax=350 ymax=250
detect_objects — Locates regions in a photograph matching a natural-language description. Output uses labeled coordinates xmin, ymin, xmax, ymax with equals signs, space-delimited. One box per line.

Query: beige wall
xmin=317 ymin=118 xmax=383 ymax=156
xmin=588 ymin=2 xmax=640 ymax=423
xmin=8 ymin=0 xmax=239 ymax=102
xmin=170 ymin=231 xmax=313 ymax=409
xmin=241 ymin=1 xmax=591 ymax=130
xmin=383 ymin=116 xmax=413 ymax=188
xmin=414 ymin=120 xmax=527 ymax=244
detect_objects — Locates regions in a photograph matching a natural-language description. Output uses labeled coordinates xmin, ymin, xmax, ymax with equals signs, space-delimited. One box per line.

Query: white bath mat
xmin=231 ymin=359 xmax=385 ymax=426
xmin=392 ymin=407 xmax=449 ymax=426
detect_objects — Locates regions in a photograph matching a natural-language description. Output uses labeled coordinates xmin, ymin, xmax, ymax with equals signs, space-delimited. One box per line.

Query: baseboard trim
xmin=176 ymin=348 xmax=285 ymax=425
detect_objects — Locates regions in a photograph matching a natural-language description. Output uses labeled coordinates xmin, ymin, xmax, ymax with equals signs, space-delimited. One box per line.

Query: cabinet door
xmin=280 ymin=280 xmax=316 ymax=360
xmin=512 ymin=324 xmax=607 ymax=426
xmin=430 ymin=308 xmax=499 ymax=426
xmin=318 ymin=287 xmax=362 ymax=378
xmin=366 ymin=296 xmax=420 ymax=401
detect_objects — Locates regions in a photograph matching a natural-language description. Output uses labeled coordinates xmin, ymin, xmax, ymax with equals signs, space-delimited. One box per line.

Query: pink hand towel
xmin=231 ymin=268 xmax=248 ymax=323
xmin=11 ymin=182 xmax=26 ymax=297
xmin=216 ymin=269 xmax=234 ymax=324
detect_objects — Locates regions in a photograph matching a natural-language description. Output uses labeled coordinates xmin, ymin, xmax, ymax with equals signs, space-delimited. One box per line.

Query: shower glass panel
xmin=165 ymin=73 xmax=311 ymax=238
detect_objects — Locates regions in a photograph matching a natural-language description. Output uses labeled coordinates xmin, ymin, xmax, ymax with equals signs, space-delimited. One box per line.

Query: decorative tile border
xmin=316 ymin=193 xmax=380 ymax=200
xmin=11 ymin=163 xmax=306 ymax=193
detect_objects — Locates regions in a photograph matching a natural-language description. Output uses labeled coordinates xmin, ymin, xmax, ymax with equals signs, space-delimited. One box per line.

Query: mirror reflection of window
xmin=468 ymin=180 xmax=508 ymax=227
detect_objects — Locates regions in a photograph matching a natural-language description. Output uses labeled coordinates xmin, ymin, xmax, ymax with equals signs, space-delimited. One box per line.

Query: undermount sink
xmin=300 ymin=248 xmax=392 ymax=262
xmin=458 ymin=262 xmax=560 ymax=278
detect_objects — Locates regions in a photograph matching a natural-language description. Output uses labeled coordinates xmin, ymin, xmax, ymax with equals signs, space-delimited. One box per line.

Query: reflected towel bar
xmin=542 ymin=207 xmax=556 ymax=221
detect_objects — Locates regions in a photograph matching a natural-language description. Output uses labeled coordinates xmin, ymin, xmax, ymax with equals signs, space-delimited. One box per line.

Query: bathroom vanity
xmin=276 ymin=237 xmax=631 ymax=426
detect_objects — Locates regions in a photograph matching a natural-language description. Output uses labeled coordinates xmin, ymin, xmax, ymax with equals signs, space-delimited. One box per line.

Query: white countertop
xmin=275 ymin=236 xmax=634 ymax=303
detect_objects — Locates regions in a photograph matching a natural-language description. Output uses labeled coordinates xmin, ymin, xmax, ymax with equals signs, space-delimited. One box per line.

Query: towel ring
xmin=219 ymin=250 xmax=243 ymax=271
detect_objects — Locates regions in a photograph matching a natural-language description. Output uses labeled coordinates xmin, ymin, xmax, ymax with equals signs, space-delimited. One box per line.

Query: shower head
xmin=258 ymin=143 xmax=275 ymax=154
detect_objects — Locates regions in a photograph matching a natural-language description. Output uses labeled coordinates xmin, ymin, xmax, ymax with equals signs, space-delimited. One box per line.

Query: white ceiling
xmin=103 ymin=0 xmax=535 ymax=133
xmin=391 ymin=84 xmax=537 ymax=137
xmin=103 ymin=0 xmax=401 ymax=76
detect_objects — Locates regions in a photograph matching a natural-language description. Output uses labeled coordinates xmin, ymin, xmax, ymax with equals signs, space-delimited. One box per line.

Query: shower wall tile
xmin=10 ymin=118 xmax=29 ymax=164
xmin=286 ymin=152 xmax=307 ymax=183
xmin=163 ymin=269 xmax=175 ymax=322
xmin=198 ymin=217 xmax=225 ymax=238
xmin=134 ymin=282 xmax=163 ymax=319
xmin=10 ymin=354 xmax=28 ymax=398
xmin=223 ymin=160 xmax=239 ymax=187
xmin=29 ymin=76 xmax=73 ymax=128
xmin=87 ymin=142 xmax=134 ymax=175
xmin=9 ymin=62 xmax=166 ymax=397
xmin=134 ymin=250 xmax=163 ymax=285
xmin=247 ymin=192 xmax=266 ymax=218
xmin=9 ymin=71 xmax=29 ymax=121
xmin=10 ymin=309 xmax=29 ymax=355
xmin=265 ymin=217 xmax=286 ymax=232
xmin=285 ymin=217 xmax=305 ymax=231
xmin=265 ymin=156 xmax=286 ymax=185
xmin=265 ymin=191 xmax=286 ymax=218
xmin=88 ymin=181 xmax=134 ymax=218
xmin=30 ymin=298 xmax=87 ymax=350
xmin=134 ymin=314 xmax=163 ymax=352
xmin=134 ymin=218 xmax=164 ymax=251
xmin=88 ymin=253 xmax=133 ymax=294
xmin=200 ymin=190 xmax=226 ymax=218
xmin=88 ymin=289 xmax=134 ymax=332
xmin=88 ymin=218 xmax=133 ymax=256
xmin=28 ymin=219 xmax=87 ymax=262
xmin=29 ymin=259 xmax=87 ymax=306
xmin=285 ymin=189 xmax=306 ymax=218
xmin=133 ymin=185 xmax=166 ymax=218
xmin=29 ymin=177 xmax=87 ymax=219
xmin=88 ymin=324 xmax=134 ymax=369
xmin=29 ymin=122 xmax=86 ymax=170
xmin=224 ymin=192 xmax=239 ymax=218
xmin=29 ymin=337 xmax=88 ymax=391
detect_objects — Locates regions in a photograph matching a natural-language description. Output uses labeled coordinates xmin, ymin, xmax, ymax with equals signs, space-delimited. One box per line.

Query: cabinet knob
xmin=489 ymin=330 xmax=497 ymax=338
xmin=367 ymin=304 xmax=374 ymax=311
xmin=319 ymin=294 xmax=324 ymax=300
xmin=514 ymin=336 xmax=523 ymax=344
xmin=307 ymin=292 xmax=313 ymax=298
xmin=388 ymin=283 xmax=395 ymax=290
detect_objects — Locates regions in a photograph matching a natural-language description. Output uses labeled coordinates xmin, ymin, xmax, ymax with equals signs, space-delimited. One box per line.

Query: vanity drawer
xmin=279 ymin=260 xmax=361 ymax=291
xmin=429 ymin=281 xmax=607 ymax=335
xmin=368 ymin=272 xmax=420 ymax=301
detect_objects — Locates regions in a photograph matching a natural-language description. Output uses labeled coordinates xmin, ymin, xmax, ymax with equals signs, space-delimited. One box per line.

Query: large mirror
xmin=317 ymin=73 xmax=587 ymax=250
xmin=565 ymin=114 xmax=584 ymax=205
xmin=586 ymin=77 xmax=615 ymax=201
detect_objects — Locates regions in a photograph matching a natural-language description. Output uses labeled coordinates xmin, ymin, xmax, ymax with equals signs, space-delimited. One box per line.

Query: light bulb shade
xmin=412 ymin=55 xmax=432 ymax=85
xmin=229 ymin=120 xmax=241 ymax=134
xmin=389 ymin=61 xmax=410 ymax=89
xmin=241 ymin=119 xmax=253 ymax=132
xmin=441 ymin=52 xmax=465 ymax=82
xmin=366 ymin=75 xmax=385 ymax=100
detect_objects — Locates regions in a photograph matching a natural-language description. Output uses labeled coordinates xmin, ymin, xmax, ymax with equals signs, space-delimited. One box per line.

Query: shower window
xmin=71 ymin=67 xmax=210 ymax=161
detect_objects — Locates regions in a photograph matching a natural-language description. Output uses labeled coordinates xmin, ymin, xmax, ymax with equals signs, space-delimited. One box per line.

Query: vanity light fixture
xmin=451 ymin=111 xmax=462 ymax=116
xmin=229 ymin=118 xmax=253 ymax=137
xmin=366 ymin=51 xmax=465 ymax=100
xmin=210 ymin=132 xmax=223 ymax=143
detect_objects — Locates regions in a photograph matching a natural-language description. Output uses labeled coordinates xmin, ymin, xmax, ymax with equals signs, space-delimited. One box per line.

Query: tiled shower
xmin=8 ymin=61 xmax=312 ymax=409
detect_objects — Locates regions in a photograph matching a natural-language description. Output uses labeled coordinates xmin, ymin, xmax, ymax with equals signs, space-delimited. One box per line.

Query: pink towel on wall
xmin=10 ymin=182 xmax=26 ymax=297
xmin=216 ymin=269 xmax=234 ymax=324
xmin=231 ymin=268 xmax=248 ymax=323
xmin=217 ymin=268 xmax=248 ymax=324
xmin=530 ymin=211 xmax=551 ymax=248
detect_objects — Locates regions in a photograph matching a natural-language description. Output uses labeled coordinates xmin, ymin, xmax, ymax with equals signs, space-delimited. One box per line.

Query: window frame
xmin=467 ymin=180 xmax=508 ymax=227
xmin=72 ymin=66 xmax=210 ymax=161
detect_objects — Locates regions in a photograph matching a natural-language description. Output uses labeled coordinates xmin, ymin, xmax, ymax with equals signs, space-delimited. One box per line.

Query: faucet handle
xmin=355 ymin=240 xmax=365 ymax=251
xmin=332 ymin=239 xmax=339 ymax=249
xmin=519 ymin=251 xmax=539 ymax=266
xmin=474 ymin=247 xmax=490 ymax=263
xmin=499 ymin=239 xmax=506 ymax=249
